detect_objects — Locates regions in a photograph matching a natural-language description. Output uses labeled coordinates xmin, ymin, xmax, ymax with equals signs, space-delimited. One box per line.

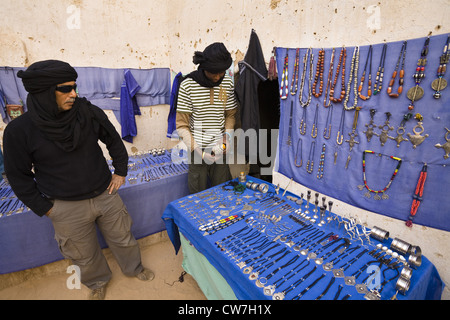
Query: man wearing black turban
xmin=3 ymin=60 xmax=154 ymax=300
xmin=176 ymin=42 xmax=238 ymax=193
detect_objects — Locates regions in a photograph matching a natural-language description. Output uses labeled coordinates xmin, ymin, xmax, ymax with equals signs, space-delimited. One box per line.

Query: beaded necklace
xmin=299 ymin=48 xmax=313 ymax=107
xmin=406 ymin=164 xmax=427 ymax=227
xmin=387 ymin=41 xmax=407 ymax=98
xmin=358 ymin=45 xmax=373 ymax=101
xmin=432 ymin=35 xmax=450 ymax=99
xmin=290 ymin=48 xmax=300 ymax=95
xmin=357 ymin=150 xmax=402 ymax=200
xmin=373 ymin=43 xmax=387 ymax=95
xmin=280 ymin=51 xmax=289 ymax=99
xmin=330 ymin=46 xmax=347 ymax=103
xmin=316 ymin=143 xmax=326 ymax=180
xmin=343 ymin=47 xmax=360 ymax=110
xmin=407 ymin=37 xmax=430 ymax=110
xmin=323 ymin=47 xmax=335 ymax=107
xmin=312 ymin=49 xmax=325 ymax=98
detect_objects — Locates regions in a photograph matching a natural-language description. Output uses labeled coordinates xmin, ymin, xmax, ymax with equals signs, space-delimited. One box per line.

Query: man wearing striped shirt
xmin=176 ymin=42 xmax=237 ymax=193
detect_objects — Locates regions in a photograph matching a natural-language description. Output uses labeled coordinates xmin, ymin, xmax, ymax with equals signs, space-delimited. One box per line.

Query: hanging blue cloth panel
xmin=120 ymin=69 xmax=141 ymax=143
xmin=275 ymin=33 xmax=450 ymax=232
xmin=0 ymin=66 xmax=170 ymax=125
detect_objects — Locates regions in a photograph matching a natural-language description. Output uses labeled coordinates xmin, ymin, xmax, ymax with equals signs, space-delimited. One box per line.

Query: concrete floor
xmin=0 ymin=232 xmax=206 ymax=300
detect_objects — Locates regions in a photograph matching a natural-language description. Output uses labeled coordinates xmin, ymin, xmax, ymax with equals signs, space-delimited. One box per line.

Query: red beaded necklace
xmin=312 ymin=49 xmax=325 ymax=98
xmin=329 ymin=46 xmax=347 ymax=103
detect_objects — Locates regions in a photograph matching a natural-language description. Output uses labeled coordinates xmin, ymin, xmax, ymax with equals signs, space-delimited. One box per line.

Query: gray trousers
xmin=48 ymin=189 xmax=143 ymax=289
xmin=188 ymin=152 xmax=232 ymax=194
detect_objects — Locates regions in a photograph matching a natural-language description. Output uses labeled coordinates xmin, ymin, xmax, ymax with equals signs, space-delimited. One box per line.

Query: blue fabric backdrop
xmin=275 ymin=33 xmax=450 ymax=232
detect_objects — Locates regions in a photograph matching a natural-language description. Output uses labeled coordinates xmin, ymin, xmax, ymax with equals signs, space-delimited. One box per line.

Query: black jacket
xmin=3 ymin=106 xmax=128 ymax=217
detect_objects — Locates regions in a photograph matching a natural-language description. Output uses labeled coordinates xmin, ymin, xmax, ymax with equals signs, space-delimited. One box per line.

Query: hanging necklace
xmin=330 ymin=46 xmax=347 ymax=103
xmin=324 ymin=48 xmax=335 ymax=107
xmin=357 ymin=150 xmax=402 ymax=200
xmin=306 ymin=140 xmax=316 ymax=174
xmin=316 ymin=143 xmax=326 ymax=180
xmin=312 ymin=49 xmax=325 ymax=98
xmin=373 ymin=43 xmax=387 ymax=95
xmin=290 ymin=48 xmax=300 ymax=96
xmin=323 ymin=104 xmax=334 ymax=139
xmin=407 ymin=37 xmax=430 ymax=110
xmin=358 ymin=45 xmax=373 ymax=101
xmin=299 ymin=48 xmax=313 ymax=107
xmin=387 ymin=41 xmax=407 ymax=98
xmin=389 ymin=112 xmax=412 ymax=147
xmin=280 ymin=51 xmax=289 ymax=99
xmin=345 ymin=106 xmax=362 ymax=169
xmin=407 ymin=113 xmax=429 ymax=149
xmin=343 ymin=47 xmax=360 ymax=110
xmin=299 ymin=107 xmax=307 ymax=135
xmin=336 ymin=107 xmax=346 ymax=145
xmin=406 ymin=164 xmax=428 ymax=227
xmin=286 ymin=101 xmax=294 ymax=146
xmin=294 ymin=138 xmax=303 ymax=167
xmin=432 ymin=35 xmax=450 ymax=99
xmin=311 ymin=104 xmax=319 ymax=138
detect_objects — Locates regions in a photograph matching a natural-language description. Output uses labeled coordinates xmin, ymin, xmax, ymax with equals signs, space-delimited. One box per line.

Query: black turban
xmin=186 ymin=43 xmax=232 ymax=88
xmin=17 ymin=60 xmax=78 ymax=94
xmin=16 ymin=60 xmax=111 ymax=152
xmin=193 ymin=42 xmax=232 ymax=74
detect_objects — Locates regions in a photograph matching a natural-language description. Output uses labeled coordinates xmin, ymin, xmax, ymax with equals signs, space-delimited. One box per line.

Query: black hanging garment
xmin=235 ymin=30 xmax=279 ymax=180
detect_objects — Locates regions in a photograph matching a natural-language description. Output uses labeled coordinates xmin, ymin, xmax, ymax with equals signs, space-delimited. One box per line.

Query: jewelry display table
xmin=163 ymin=177 xmax=444 ymax=300
xmin=0 ymin=151 xmax=188 ymax=274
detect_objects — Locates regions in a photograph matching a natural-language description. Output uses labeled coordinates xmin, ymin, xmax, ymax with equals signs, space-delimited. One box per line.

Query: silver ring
xmin=408 ymin=253 xmax=422 ymax=269
xmin=258 ymin=183 xmax=269 ymax=193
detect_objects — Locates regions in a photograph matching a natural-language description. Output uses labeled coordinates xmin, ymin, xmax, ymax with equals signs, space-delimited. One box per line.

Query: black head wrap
xmin=187 ymin=42 xmax=232 ymax=87
xmin=17 ymin=60 xmax=78 ymax=94
xmin=17 ymin=60 xmax=106 ymax=152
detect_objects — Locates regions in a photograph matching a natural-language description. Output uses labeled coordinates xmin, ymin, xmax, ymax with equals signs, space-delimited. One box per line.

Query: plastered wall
xmin=0 ymin=0 xmax=449 ymax=299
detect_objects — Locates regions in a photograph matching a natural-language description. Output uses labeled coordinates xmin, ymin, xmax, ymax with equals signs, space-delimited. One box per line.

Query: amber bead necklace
xmin=358 ymin=45 xmax=373 ymax=101
xmin=373 ymin=43 xmax=387 ymax=95
xmin=312 ymin=49 xmax=325 ymax=98
xmin=323 ymin=47 xmax=336 ymax=107
xmin=343 ymin=46 xmax=360 ymax=110
xmin=431 ymin=35 xmax=450 ymax=99
xmin=329 ymin=46 xmax=347 ymax=103
xmin=387 ymin=41 xmax=407 ymax=98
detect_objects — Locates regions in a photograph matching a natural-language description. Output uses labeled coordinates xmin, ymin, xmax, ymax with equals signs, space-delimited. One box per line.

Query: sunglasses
xmin=55 ymin=84 xmax=77 ymax=93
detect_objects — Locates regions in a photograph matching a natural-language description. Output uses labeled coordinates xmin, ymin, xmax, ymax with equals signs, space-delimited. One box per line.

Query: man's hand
xmin=108 ymin=174 xmax=126 ymax=194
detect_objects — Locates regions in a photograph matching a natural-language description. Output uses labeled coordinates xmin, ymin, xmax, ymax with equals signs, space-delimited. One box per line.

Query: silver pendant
xmin=249 ymin=272 xmax=259 ymax=280
xmin=323 ymin=262 xmax=334 ymax=271
xmin=272 ymin=292 xmax=285 ymax=300
xmin=264 ymin=285 xmax=276 ymax=296
xmin=435 ymin=127 xmax=450 ymax=159
xmin=389 ymin=126 xmax=409 ymax=147
xmin=344 ymin=276 xmax=356 ymax=286
xmin=332 ymin=268 xmax=345 ymax=278
xmin=355 ymin=283 xmax=369 ymax=294
xmin=373 ymin=194 xmax=381 ymax=201
xmin=407 ymin=121 xmax=429 ymax=149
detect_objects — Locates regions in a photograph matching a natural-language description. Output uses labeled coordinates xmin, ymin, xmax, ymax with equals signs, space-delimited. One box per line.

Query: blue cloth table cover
xmin=162 ymin=177 xmax=444 ymax=300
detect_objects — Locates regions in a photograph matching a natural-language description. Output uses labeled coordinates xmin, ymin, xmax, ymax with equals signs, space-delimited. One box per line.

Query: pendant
xmin=364 ymin=191 xmax=371 ymax=199
xmin=431 ymin=78 xmax=447 ymax=98
xmin=272 ymin=292 xmax=285 ymax=300
xmin=435 ymin=127 xmax=450 ymax=159
xmin=363 ymin=109 xmax=377 ymax=142
xmin=355 ymin=283 xmax=369 ymax=294
xmin=407 ymin=121 xmax=429 ymax=149
xmin=264 ymin=285 xmax=276 ymax=296
xmin=376 ymin=113 xmax=394 ymax=146
xmin=255 ymin=277 xmax=267 ymax=288
xmin=407 ymin=85 xmax=424 ymax=101
xmin=332 ymin=268 xmax=345 ymax=278
xmin=249 ymin=272 xmax=259 ymax=280
xmin=344 ymin=275 xmax=356 ymax=286
xmin=389 ymin=126 xmax=409 ymax=147
xmin=382 ymin=192 xmax=389 ymax=200
xmin=323 ymin=262 xmax=334 ymax=271
xmin=373 ymin=194 xmax=381 ymax=200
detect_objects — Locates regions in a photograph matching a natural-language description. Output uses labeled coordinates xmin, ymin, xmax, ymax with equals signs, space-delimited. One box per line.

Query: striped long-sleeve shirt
xmin=176 ymin=75 xmax=237 ymax=149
